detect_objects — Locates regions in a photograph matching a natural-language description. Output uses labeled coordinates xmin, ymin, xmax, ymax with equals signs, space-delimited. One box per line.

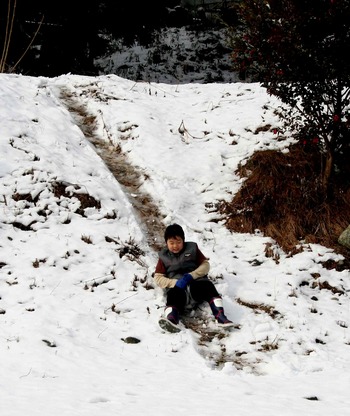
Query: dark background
xmin=0 ymin=0 xmax=236 ymax=76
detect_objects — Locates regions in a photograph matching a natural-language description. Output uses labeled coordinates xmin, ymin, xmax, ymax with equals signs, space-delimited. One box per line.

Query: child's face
xmin=166 ymin=236 xmax=184 ymax=254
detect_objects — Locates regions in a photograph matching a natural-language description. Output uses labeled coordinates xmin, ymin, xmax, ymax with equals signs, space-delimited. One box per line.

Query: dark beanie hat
xmin=164 ymin=223 xmax=185 ymax=241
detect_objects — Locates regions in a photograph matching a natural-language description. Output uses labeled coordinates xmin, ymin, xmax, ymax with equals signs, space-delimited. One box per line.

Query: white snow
xmin=1 ymin=73 xmax=349 ymax=416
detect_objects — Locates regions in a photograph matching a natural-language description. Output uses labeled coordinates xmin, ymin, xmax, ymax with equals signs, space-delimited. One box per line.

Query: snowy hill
xmin=1 ymin=73 xmax=349 ymax=415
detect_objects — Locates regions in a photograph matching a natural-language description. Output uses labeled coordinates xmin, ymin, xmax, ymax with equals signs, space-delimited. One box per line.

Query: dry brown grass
xmin=59 ymin=87 xmax=166 ymax=251
xmin=218 ymin=144 xmax=350 ymax=264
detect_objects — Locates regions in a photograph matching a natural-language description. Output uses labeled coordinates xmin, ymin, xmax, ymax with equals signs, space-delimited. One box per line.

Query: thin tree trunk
xmin=322 ymin=150 xmax=333 ymax=198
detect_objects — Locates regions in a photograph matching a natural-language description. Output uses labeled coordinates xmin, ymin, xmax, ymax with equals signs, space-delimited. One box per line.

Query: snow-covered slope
xmin=1 ymin=73 xmax=349 ymax=416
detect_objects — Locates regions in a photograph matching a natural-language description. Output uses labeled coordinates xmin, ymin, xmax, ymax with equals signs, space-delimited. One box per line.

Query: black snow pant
xmin=166 ymin=278 xmax=220 ymax=312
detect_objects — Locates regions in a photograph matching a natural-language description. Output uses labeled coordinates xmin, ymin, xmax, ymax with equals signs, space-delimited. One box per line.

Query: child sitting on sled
xmin=154 ymin=223 xmax=234 ymax=332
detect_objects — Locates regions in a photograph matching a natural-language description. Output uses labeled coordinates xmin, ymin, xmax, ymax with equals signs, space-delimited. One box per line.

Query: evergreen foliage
xmin=229 ymin=0 xmax=350 ymax=194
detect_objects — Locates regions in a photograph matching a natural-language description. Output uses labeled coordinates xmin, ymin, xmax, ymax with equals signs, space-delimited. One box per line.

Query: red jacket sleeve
xmin=196 ymin=246 xmax=208 ymax=265
xmin=155 ymin=258 xmax=166 ymax=274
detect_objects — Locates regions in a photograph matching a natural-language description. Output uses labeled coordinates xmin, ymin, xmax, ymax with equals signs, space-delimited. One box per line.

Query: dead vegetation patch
xmin=311 ymin=280 xmax=345 ymax=295
xmin=7 ymin=178 xmax=103 ymax=232
xmin=236 ymin=298 xmax=281 ymax=319
xmin=12 ymin=192 xmax=41 ymax=204
xmin=52 ymin=180 xmax=101 ymax=215
xmin=218 ymin=144 xmax=350 ymax=265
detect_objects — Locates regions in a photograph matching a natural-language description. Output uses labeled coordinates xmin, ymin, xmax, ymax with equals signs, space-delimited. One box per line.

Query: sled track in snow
xmin=57 ymin=86 xmax=280 ymax=373
xmin=58 ymin=87 xmax=165 ymax=252
xmin=58 ymin=86 xmax=249 ymax=371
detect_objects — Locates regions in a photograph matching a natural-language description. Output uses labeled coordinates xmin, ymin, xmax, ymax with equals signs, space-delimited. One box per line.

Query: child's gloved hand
xmin=175 ymin=273 xmax=193 ymax=289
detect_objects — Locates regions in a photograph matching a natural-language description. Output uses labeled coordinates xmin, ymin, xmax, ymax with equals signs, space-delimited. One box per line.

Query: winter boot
xmin=209 ymin=297 xmax=235 ymax=328
xmin=164 ymin=306 xmax=179 ymax=325
xmin=159 ymin=306 xmax=181 ymax=333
